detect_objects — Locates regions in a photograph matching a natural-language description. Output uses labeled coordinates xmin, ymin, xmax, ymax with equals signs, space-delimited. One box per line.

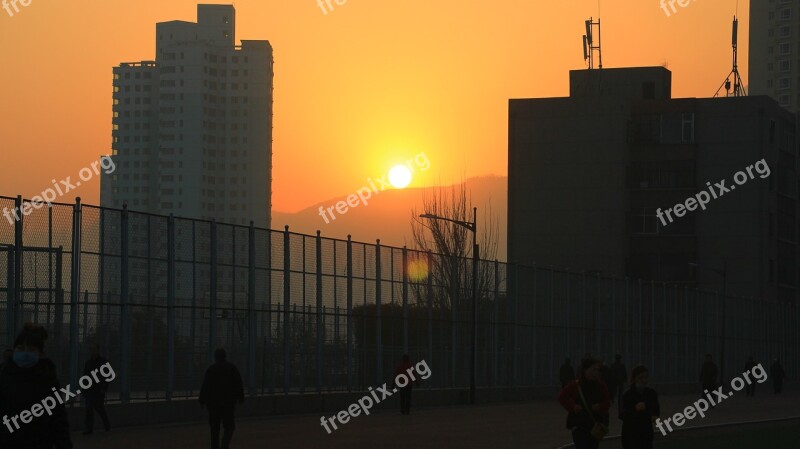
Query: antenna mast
xmin=714 ymin=16 xmax=746 ymax=97
xmin=583 ymin=17 xmax=603 ymax=69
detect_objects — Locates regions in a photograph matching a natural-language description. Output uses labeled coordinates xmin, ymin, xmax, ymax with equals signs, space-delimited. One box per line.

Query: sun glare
xmin=388 ymin=165 xmax=412 ymax=188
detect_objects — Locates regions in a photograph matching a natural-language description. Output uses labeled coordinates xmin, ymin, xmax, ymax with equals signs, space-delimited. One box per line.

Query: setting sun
xmin=388 ymin=165 xmax=412 ymax=188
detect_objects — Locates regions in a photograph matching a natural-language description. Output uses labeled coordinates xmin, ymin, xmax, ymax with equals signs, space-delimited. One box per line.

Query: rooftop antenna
xmin=582 ymin=17 xmax=603 ymax=69
xmin=714 ymin=16 xmax=746 ymax=97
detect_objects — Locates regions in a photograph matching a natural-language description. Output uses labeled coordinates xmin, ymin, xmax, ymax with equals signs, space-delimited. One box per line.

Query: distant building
xmin=101 ymin=4 xmax=273 ymax=228
xmin=508 ymin=67 xmax=798 ymax=302
xmin=749 ymin=1 xmax=799 ymax=112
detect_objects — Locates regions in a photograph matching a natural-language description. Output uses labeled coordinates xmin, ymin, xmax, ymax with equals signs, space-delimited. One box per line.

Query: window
xmin=629 ymin=208 xmax=660 ymax=234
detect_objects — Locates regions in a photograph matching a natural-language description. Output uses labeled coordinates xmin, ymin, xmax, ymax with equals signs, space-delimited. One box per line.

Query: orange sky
xmin=0 ymin=0 xmax=749 ymax=213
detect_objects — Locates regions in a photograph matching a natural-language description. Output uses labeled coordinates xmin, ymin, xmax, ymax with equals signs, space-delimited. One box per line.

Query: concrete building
xmin=749 ymin=0 xmax=800 ymax=112
xmin=101 ymin=4 xmax=273 ymax=228
xmin=508 ymin=67 xmax=798 ymax=302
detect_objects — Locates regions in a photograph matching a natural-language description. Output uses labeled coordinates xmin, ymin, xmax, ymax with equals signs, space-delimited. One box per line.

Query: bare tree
xmin=409 ymin=183 xmax=499 ymax=309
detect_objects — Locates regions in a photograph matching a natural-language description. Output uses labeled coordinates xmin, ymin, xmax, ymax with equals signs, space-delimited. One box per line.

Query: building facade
xmin=101 ymin=4 xmax=273 ymax=228
xmin=508 ymin=67 xmax=798 ymax=302
xmin=749 ymin=0 xmax=800 ymax=112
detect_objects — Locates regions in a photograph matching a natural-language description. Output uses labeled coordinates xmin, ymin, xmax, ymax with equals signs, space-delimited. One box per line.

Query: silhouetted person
xmin=609 ymin=355 xmax=627 ymax=404
xmin=394 ymin=354 xmax=420 ymax=415
xmin=620 ymin=366 xmax=660 ymax=449
xmin=199 ymin=348 xmax=244 ymax=449
xmin=598 ymin=359 xmax=611 ymax=389
xmin=83 ymin=343 xmax=111 ymax=434
xmin=743 ymin=356 xmax=757 ymax=397
xmin=0 ymin=324 xmax=72 ymax=449
xmin=770 ymin=359 xmax=786 ymax=394
xmin=560 ymin=358 xmax=576 ymax=388
xmin=558 ymin=358 xmax=611 ymax=449
xmin=699 ymin=354 xmax=718 ymax=400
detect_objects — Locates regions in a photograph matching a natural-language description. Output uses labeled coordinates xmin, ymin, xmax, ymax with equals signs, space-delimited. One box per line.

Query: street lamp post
xmin=420 ymin=207 xmax=478 ymax=404
xmin=689 ymin=261 xmax=728 ymax=383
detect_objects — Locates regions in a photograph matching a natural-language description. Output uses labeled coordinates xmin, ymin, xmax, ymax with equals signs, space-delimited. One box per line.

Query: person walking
xmin=82 ymin=343 xmax=111 ymax=434
xmin=558 ymin=358 xmax=611 ymax=449
xmin=559 ymin=357 xmax=576 ymax=388
xmin=699 ymin=354 xmax=719 ymax=400
xmin=199 ymin=348 xmax=244 ymax=449
xmin=394 ymin=354 xmax=421 ymax=415
xmin=620 ymin=366 xmax=660 ymax=449
xmin=770 ymin=359 xmax=786 ymax=394
xmin=743 ymin=356 xmax=757 ymax=397
xmin=610 ymin=354 xmax=628 ymax=404
xmin=0 ymin=323 xmax=73 ymax=449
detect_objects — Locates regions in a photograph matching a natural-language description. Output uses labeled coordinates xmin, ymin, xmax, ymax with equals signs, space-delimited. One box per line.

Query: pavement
xmin=71 ymin=385 xmax=800 ymax=449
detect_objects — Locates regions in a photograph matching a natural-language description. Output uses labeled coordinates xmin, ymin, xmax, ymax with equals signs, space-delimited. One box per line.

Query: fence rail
xmin=1 ymin=195 xmax=797 ymax=402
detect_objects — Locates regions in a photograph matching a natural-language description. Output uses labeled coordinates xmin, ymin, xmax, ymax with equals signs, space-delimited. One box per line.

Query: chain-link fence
xmin=0 ymin=195 xmax=797 ymax=403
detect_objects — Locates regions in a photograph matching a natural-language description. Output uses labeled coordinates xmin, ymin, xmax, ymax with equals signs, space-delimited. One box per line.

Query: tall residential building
xmin=750 ymin=1 xmax=800 ymax=112
xmin=101 ymin=4 xmax=273 ymax=228
xmin=508 ymin=67 xmax=799 ymax=302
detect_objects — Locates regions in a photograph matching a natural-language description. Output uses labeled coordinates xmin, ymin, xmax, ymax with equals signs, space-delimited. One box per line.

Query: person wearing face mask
xmin=620 ymin=366 xmax=660 ymax=449
xmin=0 ymin=324 xmax=73 ymax=449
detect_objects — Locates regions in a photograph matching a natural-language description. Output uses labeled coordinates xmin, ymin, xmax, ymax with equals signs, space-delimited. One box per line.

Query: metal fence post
xmin=611 ymin=276 xmax=616 ymax=364
xmin=248 ymin=222 xmax=256 ymax=396
xmin=266 ymin=228 xmax=274 ymax=394
xmin=69 ymin=198 xmax=82 ymax=389
xmin=426 ymin=251 xmax=433 ymax=377
xmin=346 ymin=235 xmax=353 ymax=392
xmin=98 ymin=208 xmax=105 ymax=347
xmin=12 ymin=196 xmax=22 ymax=345
xmin=316 ymin=231 xmax=323 ymax=394
xmin=651 ymin=280 xmax=656 ymax=376
xmin=209 ymin=221 xmax=217 ymax=364
xmin=375 ymin=239 xmax=382 ymax=386
xmin=166 ymin=214 xmax=175 ymax=400
xmin=402 ymin=246 xmax=409 ymax=354
xmin=493 ymin=260 xmax=499 ymax=386
xmin=5 ymin=247 xmax=13 ymax=349
xmin=120 ymin=204 xmax=130 ymax=403
xmin=283 ymin=226 xmax=291 ymax=394
xmin=450 ymin=254 xmax=457 ymax=387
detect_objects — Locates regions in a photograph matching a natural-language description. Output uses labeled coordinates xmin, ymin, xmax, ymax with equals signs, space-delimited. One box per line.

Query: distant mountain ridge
xmin=272 ymin=176 xmax=508 ymax=260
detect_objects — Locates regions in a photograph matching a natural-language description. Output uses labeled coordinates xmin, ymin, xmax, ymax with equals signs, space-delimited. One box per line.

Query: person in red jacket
xmin=557 ymin=358 xmax=612 ymax=449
